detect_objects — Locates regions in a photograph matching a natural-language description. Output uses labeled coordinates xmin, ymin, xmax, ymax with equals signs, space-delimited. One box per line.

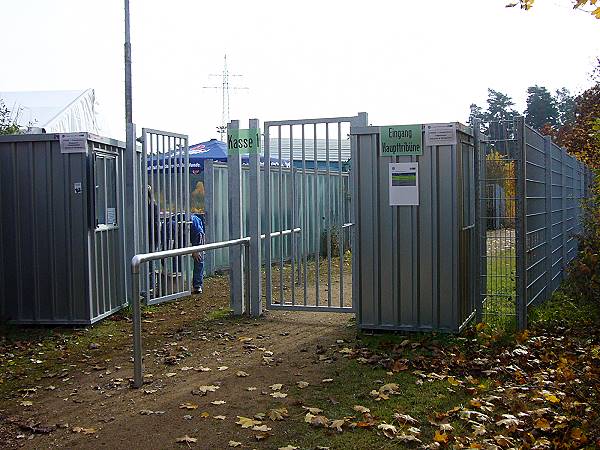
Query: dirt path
xmin=1 ymin=305 xmax=355 ymax=449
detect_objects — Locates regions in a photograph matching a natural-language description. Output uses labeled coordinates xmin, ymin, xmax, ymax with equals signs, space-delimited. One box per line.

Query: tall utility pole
xmin=124 ymin=0 xmax=141 ymax=386
xmin=203 ymin=54 xmax=248 ymax=141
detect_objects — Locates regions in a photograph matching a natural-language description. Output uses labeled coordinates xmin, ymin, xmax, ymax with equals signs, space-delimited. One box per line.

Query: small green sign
xmin=380 ymin=124 xmax=422 ymax=156
xmin=227 ymin=128 xmax=261 ymax=155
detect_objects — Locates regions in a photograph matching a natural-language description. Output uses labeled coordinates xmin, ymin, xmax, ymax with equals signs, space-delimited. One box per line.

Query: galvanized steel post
xmin=248 ymin=118 xmax=262 ymax=316
xmin=204 ymin=159 xmax=215 ymax=276
xmin=543 ymin=136 xmax=553 ymax=301
xmin=515 ymin=117 xmax=527 ymax=331
xmin=227 ymin=120 xmax=245 ymax=314
xmin=472 ymin=120 xmax=483 ymax=323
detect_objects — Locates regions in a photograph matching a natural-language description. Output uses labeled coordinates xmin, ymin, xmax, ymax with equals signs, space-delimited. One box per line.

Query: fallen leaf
xmin=214 ymin=415 xmax=226 ymax=420
xmin=305 ymin=413 xmax=329 ymax=427
xmin=278 ymin=446 xmax=298 ymax=450
xmin=211 ymin=400 xmax=226 ymax=405
xmin=270 ymin=383 xmax=283 ymax=391
xmin=322 ymin=378 xmax=333 ymax=383
xmin=377 ymin=423 xmax=397 ymax=439
xmin=236 ymin=371 xmax=249 ymax=377
xmin=268 ymin=408 xmax=289 ymax=421
xmin=296 ymin=381 xmax=309 ymax=389
xmin=199 ymin=412 xmax=210 ymax=418
xmin=270 ymin=392 xmax=287 ymax=398
xmin=236 ymin=416 xmax=262 ymax=428
xmin=72 ymin=427 xmax=97 ymax=435
xmin=534 ymin=417 xmax=551 ymax=431
xmin=175 ymin=435 xmax=197 ymax=444
xmin=330 ymin=419 xmax=346 ymax=432
xmin=179 ymin=402 xmax=199 ymax=410
xmin=354 ymin=405 xmax=370 ymax=414
xmin=252 ymin=425 xmax=272 ymax=432
xmin=302 ymin=406 xmax=323 ymax=414
xmin=246 ymin=387 xmax=257 ymax=391
xmin=20 ymin=401 xmax=33 ymax=407
xmin=394 ymin=413 xmax=418 ymax=425
xmin=192 ymin=385 xmax=219 ymax=396
xmin=228 ymin=441 xmax=242 ymax=448
xmin=165 ymin=372 xmax=177 ymax=377
xmin=434 ymin=430 xmax=449 ymax=443
xmin=217 ymin=366 xmax=229 ymax=371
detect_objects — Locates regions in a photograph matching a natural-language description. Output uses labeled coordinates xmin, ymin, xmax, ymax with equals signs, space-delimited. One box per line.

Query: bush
xmin=565 ymin=171 xmax=600 ymax=305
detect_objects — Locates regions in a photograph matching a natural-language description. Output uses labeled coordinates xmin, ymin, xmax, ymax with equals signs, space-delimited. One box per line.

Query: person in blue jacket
xmin=190 ymin=213 xmax=205 ymax=294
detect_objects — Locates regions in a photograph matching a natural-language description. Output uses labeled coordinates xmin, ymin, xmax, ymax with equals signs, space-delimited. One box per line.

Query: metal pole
xmin=227 ymin=120 xmax=245 ymax=314
xmin=248 ymin=118 xmax=262 ymax=316
xmin=473 ymin=119 xmax=482 ymax=323
xmin=123 ymin=0 xmax=136 ymax=305
xmin=132 ymin=264 xmax=143 ymax=388
xmin=515 ymin=117 xmax=527 ymax=331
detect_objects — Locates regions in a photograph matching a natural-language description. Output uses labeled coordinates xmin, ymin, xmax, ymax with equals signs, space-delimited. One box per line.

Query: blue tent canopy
xmin=148 ymin=138 xmax=290 ymax=172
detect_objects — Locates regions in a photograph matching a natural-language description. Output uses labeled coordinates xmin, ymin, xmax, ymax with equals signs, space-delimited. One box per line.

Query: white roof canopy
xmin=0 ymin=89 xmax=103 ymax=134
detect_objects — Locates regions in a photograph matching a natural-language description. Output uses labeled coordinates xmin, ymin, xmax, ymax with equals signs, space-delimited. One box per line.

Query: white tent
xmin=0 ymin=89 xmax=104 ymax=134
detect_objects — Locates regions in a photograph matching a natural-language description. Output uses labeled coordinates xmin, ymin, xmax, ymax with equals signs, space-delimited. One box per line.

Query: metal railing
xmin=130 ymin=236 xmax=251 ymax=388
xmin=129 ymin=227 xmax=305 ymax=388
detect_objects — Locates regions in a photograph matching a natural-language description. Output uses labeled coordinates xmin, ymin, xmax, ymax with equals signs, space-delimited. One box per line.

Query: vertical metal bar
xmin=155 ymin=134 xmax=162 ymax=299
xmin=184 ymin=136 xmax=190 ymax=293
xmin=543 ymin=136 xmax=552 ymax=302
xmin=142 ymin=132 xmax=149 ymax=299
xmin=326 ymin=124 xmax=332 ymax=307
xmin=174 ymin=137 xmax=180 ymax=292
xmin=561 ymin=148 xmax=567 ymax=279
xmin=167 ymin=136 xmax=174 ymax=294
xmin=473 ymin=120 xmax=482 ymax=323
xmin=204 ymin=159 xmax=215 ymax=276
xmin=278 ymin=126 xmax=284 ymax=306
xmin=313 ymin=124 xmax=320 ymax=306
xmin=515 ymin=117 xmax=527 ymax=331
xmin=302 ymin=125 xmax=308 ymax=306
xmin=248 ymin=118 xmax=262 ymax=316
xmin=290 ymin=125 xmax=296 ymax=306
xmin=338 ymin=122 xmax=344 ymax=308
xmin=132 ymin=264 xmax=143 ymax=388
xmin=228 ymin=120 xmax=245 ymax=314
xmin=264 ymin=126 xmax=272 ymax=308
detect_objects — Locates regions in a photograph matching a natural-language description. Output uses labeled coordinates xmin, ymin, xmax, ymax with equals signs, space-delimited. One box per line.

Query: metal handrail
xmin=130 ymin=236 xmax=251 ymax=388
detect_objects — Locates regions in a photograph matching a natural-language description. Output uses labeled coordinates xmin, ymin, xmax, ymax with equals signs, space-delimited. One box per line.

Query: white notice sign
xmin=59 ymin=133 xmax=88 ymax=154
xmin=424 ymin=123 xmax=456 ymax=147
xmin=389 ymin=163 xmax=419 ymax=206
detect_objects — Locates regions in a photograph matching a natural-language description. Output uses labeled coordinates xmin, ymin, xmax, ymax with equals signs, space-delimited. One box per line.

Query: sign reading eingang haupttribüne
xmin=227 ymin=128 xmax=261 ymax=156
xmin=380 ymin=124 xmax=422 ymax=156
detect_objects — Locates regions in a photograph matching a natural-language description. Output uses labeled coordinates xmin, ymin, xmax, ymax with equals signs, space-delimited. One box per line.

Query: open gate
xmin=141 ymin=128 xmax=191 ymax=305
xmin=258 ymin=115 xmax=367 ymax=313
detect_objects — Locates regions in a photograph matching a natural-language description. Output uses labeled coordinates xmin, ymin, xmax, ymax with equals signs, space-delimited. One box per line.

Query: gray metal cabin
xmin=351 ymin=123 xmax=476 ymax=332
xmin=0 ymin=133 xmax=127 ymax=324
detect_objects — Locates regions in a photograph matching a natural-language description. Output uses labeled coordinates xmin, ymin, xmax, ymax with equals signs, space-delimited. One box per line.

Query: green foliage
xmin=0 ymin=99 xmax=20 ymax=135
xmin=564 ymin=171 xmax=600 ymax=305
xmin=485 ymin=88 xmax=518 ymax=122
xmin=555 ymin=87 xmax=576 ymax=127
xmin=525 ymin=85 xmax=559 ymax=130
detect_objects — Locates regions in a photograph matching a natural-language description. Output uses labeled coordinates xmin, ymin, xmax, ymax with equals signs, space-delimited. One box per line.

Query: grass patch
xmin=529 ymin=288 xmax=600 ymax=327
xmin=483 ymin=247 xmax=516 ymax=330
xmin=271 ymin=359 xmax=471 ymax=449
xmin=205 ymin=307 xmax=233 ymax=321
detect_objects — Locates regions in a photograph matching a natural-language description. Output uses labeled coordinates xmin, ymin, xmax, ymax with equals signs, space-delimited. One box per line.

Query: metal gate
xmin=257 ymin=115 xmax=366 ymax=313
xmin=141 ymin=128 xmax=191 ymax=305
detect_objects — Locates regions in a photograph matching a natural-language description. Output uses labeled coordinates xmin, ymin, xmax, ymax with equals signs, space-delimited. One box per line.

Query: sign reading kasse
xmin=227 ymin=128 xmax=261 ymax=156
xmin=380 ymin=124 xmax=422 ymax=156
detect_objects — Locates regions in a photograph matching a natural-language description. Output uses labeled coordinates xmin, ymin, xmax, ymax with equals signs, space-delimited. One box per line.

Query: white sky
xmin=1 ymin=0 xmax=598 ymax=142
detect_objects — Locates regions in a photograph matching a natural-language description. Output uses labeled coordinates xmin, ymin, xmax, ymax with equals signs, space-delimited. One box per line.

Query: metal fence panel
xmin=479 ymin=118 xmax=592 ymax=330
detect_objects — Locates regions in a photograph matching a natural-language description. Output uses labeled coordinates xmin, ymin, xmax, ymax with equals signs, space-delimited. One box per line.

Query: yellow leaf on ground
xmin=179 ymin=402 xmax=199 ymax=410
xmin=434 ymin=430 xmax=449 ymax=443
xmin=534 ymin=417 xmax=551 ymax=430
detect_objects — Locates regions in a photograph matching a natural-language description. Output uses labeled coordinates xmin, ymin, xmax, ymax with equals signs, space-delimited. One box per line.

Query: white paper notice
xmin=424 ymin=123 xmax=456 ymax=147
xmin=59 ymin=133 xmax=88 ymax=154
xmin=106 ymin=208 xmax=116 ymax=225
xmin=389 ymin=163 xmax=419 ymax=206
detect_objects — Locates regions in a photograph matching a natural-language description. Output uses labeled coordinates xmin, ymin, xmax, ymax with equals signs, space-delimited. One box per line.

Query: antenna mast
xmin=202 ymin=54 xmax=248 ymax=141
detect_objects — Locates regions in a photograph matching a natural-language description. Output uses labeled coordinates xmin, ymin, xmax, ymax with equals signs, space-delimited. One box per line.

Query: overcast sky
xmin=1 ymin=0 xmax=598 ymax=142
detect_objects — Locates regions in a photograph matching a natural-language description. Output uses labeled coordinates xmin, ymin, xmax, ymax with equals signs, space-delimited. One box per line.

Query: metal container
xmin=0 ymin=133 xmax=126 ymax=324
xmin=351 ymin=123 xmax=476 ymax=332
